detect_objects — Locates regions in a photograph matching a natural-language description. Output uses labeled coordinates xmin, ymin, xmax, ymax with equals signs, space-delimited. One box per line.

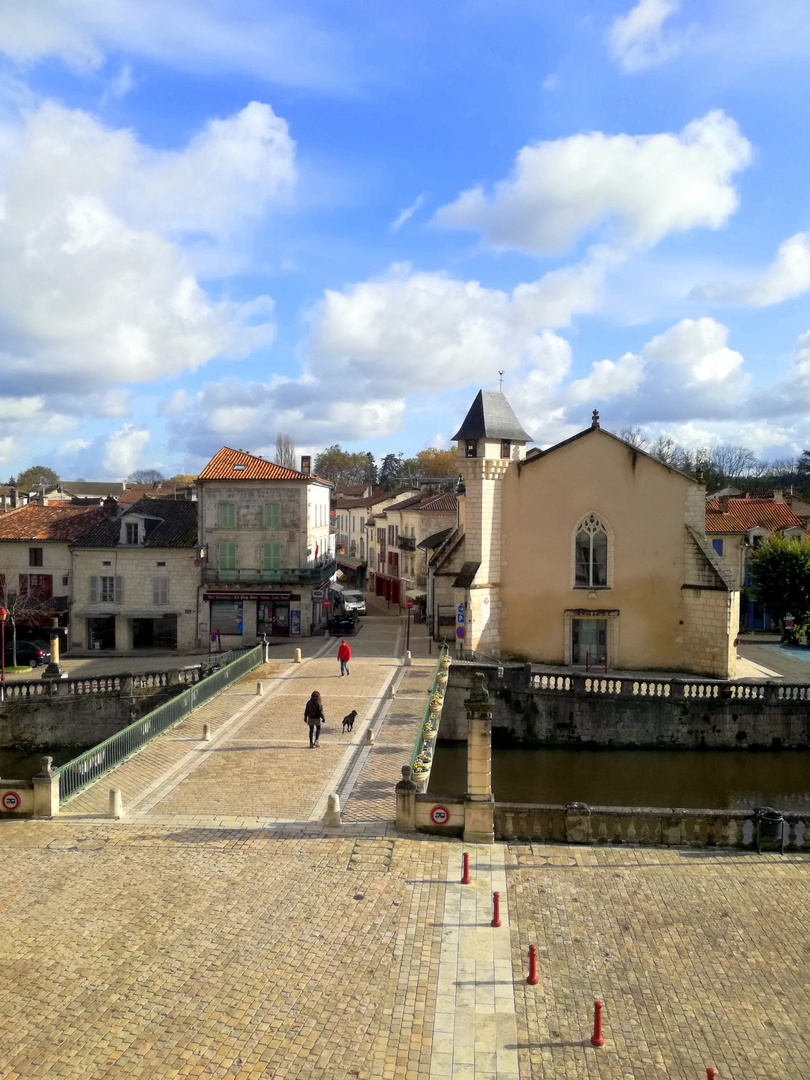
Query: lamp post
xmin=0 ymin=606 xmax=6 ymax=683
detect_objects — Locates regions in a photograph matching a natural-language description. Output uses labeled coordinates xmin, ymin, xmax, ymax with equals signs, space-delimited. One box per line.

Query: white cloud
xmin=609 ymin=0 xmax=680 ymax=72
xmin=0 ymin=1 xmax=355 ymax=92
xmin=0 ymin=436 xmax=14 ymax=463
xmin=434 ymin=111 xmax=751 ymax=255
xmin=102 ymin=425 xmax=150 ymax=477
xmin=160 ymin=389 xmax=189 ymax=416
xmin=60 ymin=439 xmax=91 ymax=456
xmin=108 ymin=64 xmax=135 ymax=99
xmin=0 ymin=101 xmax=283 ymax=390
xmin=390 ymin=193 xmax=426 ymax=232
xmin=691 ymin=232 xmax=810 ymax=307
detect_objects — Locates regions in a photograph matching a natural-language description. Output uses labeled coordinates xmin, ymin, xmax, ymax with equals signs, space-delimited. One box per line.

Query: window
xmin=125 ymin=522 xmax=139 ymax=545
xmin=218 ymin=502 xmax=236 ymax=528
xmin=90 ymin=575 xmax=122 ymax=603
xmin=500 ymin=440 xmax=511 ymax=459
xmin=210 ymin=599 xmax=242 ymax=635
xmin=712 ymin=539 xmax=724 ymax=556
xmin=465 ymin=440 xmax=477 ymax=458
xmin=20 ymin=573 xmax=52 ymax=598
xmin=29 ymin=547 xmax=43 ymax=566
xmin=751 ymin=535 xmax=764 ymax=549
xmin=264 ymin=503 xmax=280 ymax=529
xmin=218 ymin=541 xmax=237 ymax=579
xmin=152 ymin=577 xmax=169 ymax=605
xmin=262 ymin=541 xmax=282 ymax=572
xmin=574 ymin=515 xmax=608 ymax=588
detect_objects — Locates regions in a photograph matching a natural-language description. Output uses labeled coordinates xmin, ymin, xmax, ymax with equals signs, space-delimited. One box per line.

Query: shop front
xmin=203 ymin=590 xmax=303 ymax=645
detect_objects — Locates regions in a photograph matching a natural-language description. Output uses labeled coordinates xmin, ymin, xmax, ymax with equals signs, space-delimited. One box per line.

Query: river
xmin=428 ymin=743 xmax=810 ymax=812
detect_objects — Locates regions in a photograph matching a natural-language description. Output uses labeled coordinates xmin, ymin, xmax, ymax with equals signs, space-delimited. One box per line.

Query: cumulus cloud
xmin=691 ymin=232 xmax=810 ymax=307
xmin=0 ymin=100 xmax=285 ymax=392
xmin=609 ymin=0 xmax=680 ymax=72
xmin=434 ymin=111 xmax=751 ymax=255
xmin=102 ymin=425 xmax=150 ymax=477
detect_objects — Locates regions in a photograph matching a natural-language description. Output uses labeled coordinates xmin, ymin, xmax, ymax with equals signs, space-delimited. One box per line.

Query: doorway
xmin=572 ymin=618 xmax=607 ymax=666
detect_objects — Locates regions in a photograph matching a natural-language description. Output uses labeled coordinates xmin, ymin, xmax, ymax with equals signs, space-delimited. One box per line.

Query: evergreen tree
xmin=749 ymin=534 xmax=810 ymax=642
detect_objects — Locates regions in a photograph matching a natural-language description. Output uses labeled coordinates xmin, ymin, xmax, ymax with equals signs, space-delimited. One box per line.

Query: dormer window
xmin=233 ymin=463 xmax=246 ymax=472
xmin=126 ymin=522 xmax=139 ymax=545
xmin=465 ymin=440 xmax=477 ymax=458
xmin=500 ymin=440 xmax=511 ymax=459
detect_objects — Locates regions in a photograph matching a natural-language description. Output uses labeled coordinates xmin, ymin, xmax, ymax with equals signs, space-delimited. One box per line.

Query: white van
xmin=341 ymin=589 xmax=367 ymax=616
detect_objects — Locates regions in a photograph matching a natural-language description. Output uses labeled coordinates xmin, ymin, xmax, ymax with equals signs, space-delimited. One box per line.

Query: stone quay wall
xmin=439 ymin=662 xmax=810 ymax=749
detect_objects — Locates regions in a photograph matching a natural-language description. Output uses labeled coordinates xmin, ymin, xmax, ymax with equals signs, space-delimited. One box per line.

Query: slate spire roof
xmin=452 ymin=390 xmax=533 ymax=442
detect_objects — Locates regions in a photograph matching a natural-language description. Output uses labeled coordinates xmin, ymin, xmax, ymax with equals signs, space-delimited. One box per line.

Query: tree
xmin=379 ymin=453 xmax=403 ymax=490
xmin=275 ymin=432 xmax=296 ymax=469
xmin=16 ymin=465 xmax=58 ymax=494
xmin=127 ymin=469 xmax=165 ymax=484
xmin=313 ymin=445 xmax=375 ymax=487
xmin=749 ymin=534 xmax=810 ymax=641
xmin=415 ymin=448 xmax=457 ymax=477
xmin=0 ymin=578 xmax=59 ymax=666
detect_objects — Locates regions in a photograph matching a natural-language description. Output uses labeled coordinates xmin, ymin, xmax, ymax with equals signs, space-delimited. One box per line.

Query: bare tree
xmin=127 ymin=469 xmax=165 ymax=484
xmin=0 ymin=580 xmax=59 ymax=666
xmin=616 ymin=427 xmax=648 ymax=449
xmin=275 ymin=433 xmax=296 ymax=469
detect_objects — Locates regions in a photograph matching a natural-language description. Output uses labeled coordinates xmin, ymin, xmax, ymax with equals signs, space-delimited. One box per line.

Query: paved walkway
xmin=3 ymin=610 xmax=810 ymax=1078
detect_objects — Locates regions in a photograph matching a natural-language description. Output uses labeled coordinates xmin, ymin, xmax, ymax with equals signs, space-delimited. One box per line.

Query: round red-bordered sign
xmin=2 ymin=791 xmax=20 ymax=811
xmin=456 ymin=626 xmax=465 ymax=638
xmin=430 ymin=805 xmax=450 ymax=825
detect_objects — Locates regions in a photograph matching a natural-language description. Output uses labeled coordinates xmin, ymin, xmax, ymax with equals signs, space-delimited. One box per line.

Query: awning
xmin=406 ymin=588 xmax=426 ymax=600
xmin=337 ymin=555 xmax=367 ymax=570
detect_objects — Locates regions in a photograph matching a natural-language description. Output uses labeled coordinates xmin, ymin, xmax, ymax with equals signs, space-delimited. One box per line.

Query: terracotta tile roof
xmin=72 ymin=498 xmax=198 ymax=548
xmin=705 ymin=499 xmax=804 ymax=533
xmin=419 ymin=493 xmax=458 ymax=512
xmin=335 ymin=487 xmax=410 ymax=510
xmin=198 ymin=447 xmax=329 ymax=483
xmin=118 ymin=483 xmax=195 ymax=507
xmin=382 ymin=492 xmax=458 ymax=514
xmin=0 ymin=504 xmax=108 ymax=542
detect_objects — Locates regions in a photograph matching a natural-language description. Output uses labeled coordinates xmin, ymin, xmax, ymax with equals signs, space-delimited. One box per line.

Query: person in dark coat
xmin=303 ymin=690 xmax=325 ymax=747
xmin=337 ymin=639 xmax=351 ymax=677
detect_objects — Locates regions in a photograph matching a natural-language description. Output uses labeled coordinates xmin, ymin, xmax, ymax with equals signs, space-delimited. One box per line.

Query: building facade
xmin=196 ymin=448 xmax=334 ymax=646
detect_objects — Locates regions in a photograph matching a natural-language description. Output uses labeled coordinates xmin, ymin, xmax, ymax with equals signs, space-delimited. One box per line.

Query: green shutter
xmin=262 ymin=541 xmax=281 ymax=572
xmin=218 ymin=541 xmax=237 ymax=569
xmin=264 ymin=503 xmax=280 ymax=529
xmin=218 ymin=502 xmax=235 ymax=528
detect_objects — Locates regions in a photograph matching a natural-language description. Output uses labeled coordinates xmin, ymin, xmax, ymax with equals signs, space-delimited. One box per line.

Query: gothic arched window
xmin=574 ymin=515 xmax=608 ymax=588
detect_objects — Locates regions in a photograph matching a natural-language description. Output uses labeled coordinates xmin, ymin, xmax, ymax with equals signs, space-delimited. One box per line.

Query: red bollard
xmin=491 ymin=891 xmax=502 ymax=927
xmin=526 ymin=944 xmax=539 ymax=985
xmin=706 ymin=1070 xmax=717 ymax=1080
xmin=461 ymin=851 xmax=471 ymax=884
xmin=590 ymin=1000 xmax=605 ymax=1047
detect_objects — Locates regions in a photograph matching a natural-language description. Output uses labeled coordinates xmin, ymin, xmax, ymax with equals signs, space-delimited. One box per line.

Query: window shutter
xmin=89 ymin=576 xmax=98 ymax=603
xmin=262 ymin=542 xmax=281 ymax=571
xmin=114 ymin=576 xmax=123 ymax=603
xmin=153 ymin=577 xmax=169 ymax=604
xmin=264 ymin=503 xmax=280 ymax=529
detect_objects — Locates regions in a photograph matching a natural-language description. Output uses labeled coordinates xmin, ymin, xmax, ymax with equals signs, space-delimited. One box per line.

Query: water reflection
xmin=428 ymin=743 xmax=810 ymax=812
xmin=0 ymin=747 xmax=85 ymax=782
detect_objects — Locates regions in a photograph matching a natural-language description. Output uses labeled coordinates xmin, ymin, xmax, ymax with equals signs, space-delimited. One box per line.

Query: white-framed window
xmin=90 ymin=575 xmax=122 ymax=603
xmin=574 ymin=514 xmax=609 ymax=588
xmin=264 ymin=503 xmax=280 ymax=529
xmin=152 ymin=577 xmax=169 ymax=605
xmin=218 ymin=502 xmax=236 ymax=528
xmin=125 ymin=522 xmax=139 ymax=545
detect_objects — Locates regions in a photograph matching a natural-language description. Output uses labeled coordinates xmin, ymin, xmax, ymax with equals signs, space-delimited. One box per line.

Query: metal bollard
xmin=590 ymin=1000 xmax=605 ymax=1047
xmin=491 ymin=891 xmax=502 ymax=927
xmin=706 ymin=1070 xmax=717 ymax=1080
xmin=294 ymin=648 xmax=302 ymax=663
xmin=526 ymin=944 xmax=539 ymax=985
xmin=202 ymin=723 xmax=211 ymax=742
xmin=461 ymin=851 xmax=471 ymax=884
xmin=108 ymin=788 xmax=123 ymax=819
xmin=256 ymin=681 xmax=264 ymax=696
xmin=404 ymin=650 xmax=412 ymax=667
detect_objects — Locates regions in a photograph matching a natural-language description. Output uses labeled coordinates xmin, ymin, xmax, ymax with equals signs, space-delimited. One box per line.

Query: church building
xmin=428 ymin=389 xmax=738 ymax=678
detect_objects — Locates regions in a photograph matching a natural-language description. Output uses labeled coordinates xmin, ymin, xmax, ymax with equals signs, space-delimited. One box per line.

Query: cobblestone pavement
xmin=5 ymin=610 xmax=810 ymax=1078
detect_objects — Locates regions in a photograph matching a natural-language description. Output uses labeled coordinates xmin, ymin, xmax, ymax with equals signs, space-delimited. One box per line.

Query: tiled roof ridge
xmin=198 ymin=446 xmax=330 ymax=484
xmin=705 ymin=499 xmax=803 ymax=531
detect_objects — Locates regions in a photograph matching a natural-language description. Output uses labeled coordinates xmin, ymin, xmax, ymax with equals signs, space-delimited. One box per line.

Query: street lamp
xmin=0 ymin=606 xmax=6 ymax=683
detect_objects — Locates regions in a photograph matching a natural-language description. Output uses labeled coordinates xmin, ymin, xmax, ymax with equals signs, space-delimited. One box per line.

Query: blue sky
xmin=2 ymin=0 xmax=810 ymax=480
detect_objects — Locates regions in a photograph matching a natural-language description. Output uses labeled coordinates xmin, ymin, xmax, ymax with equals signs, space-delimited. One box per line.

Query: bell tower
xmin=452 ymin=390 xmax=531 ymax=653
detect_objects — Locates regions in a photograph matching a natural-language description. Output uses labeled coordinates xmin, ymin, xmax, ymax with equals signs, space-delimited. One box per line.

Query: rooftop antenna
xmin=498 ymin=370 xmax=504 ymax=392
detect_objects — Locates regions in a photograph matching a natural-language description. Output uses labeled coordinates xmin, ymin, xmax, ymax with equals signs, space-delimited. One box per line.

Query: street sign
xmin=456 ymin=626 xmax=465 ymax=638
xmin=430 ymin=805 xmax=449 ymax=825
xmin=406 ymin=598 xmax=413 ymax=608
xmin=2 ymin=791 xmax=20 ymax=811
xmin=323 ymin=599 xmax=330 ymax=607
xmin=313 ymin=589 xmax=324 ymax=601
xmin=457 ymin=604 xmax=464 ymax=614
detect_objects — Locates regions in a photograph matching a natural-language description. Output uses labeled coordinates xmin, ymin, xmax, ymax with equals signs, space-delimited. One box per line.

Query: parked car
xmin=341 ymin=590 xmax=367 ymax=616
xmin=3 ymin=640 xmax=51 ymax=668
xmin=327 ymin=615 xmax=357 ymax=636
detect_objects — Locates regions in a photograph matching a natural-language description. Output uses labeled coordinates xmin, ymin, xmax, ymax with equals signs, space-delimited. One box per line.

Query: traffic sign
xmin=457 ymin=604 xmax=464 ymax=614
xmin=2 ymin=791 xmax=20 ymax=811
xmin=323 ymin=599 xmax=330 ymax=607
xmin=430 ymin=805 xmax=449 ymax=825
xmin=456 ymin=626 xmax=465 ymax=638
xmin=313 ymin=589 xmax=324 ymax=600
xmin=406 ymin=598 xmax=413 ymax=608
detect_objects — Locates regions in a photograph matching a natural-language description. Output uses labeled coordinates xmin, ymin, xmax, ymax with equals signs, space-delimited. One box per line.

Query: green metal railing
xmin=409 ymin=647 xmax=449 ymax=780
xmin=55 ymin=645 xmax=263 ymax=804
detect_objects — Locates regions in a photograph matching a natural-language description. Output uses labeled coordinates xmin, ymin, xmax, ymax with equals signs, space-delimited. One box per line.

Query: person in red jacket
xmin=338 ymin=639 xmax=351 ymax=677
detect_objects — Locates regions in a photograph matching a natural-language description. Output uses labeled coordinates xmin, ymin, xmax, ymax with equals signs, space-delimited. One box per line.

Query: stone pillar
xmin=464 ymin=671 xmax=494 ymax=844
xmin=41 ymin=617 xmax=66 ymax=683
xmin=32 ymin=756 xmax=59 ymax=818
xmin=395 ymin=765 xmax=416 ymax=831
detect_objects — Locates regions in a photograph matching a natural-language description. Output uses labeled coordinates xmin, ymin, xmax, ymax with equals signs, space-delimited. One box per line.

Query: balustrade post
xmin=32 ymin=756 xmax=59 ymax=818
xmin=395 ymin=765 xmax=416 ymax=831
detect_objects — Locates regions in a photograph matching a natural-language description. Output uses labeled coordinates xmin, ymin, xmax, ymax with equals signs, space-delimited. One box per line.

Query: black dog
xmin=342 ymin=710 xmax=358 ymax=733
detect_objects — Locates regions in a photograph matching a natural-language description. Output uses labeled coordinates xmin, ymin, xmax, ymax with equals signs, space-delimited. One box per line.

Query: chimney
xmin=103 ymin=495 xmax=118 ymax=517
xmin=301 ymin=455 xmax=311 ymax=476
xmin=718 ymin=495 xmax=729 ymax=513
xmin=773 ymin=488 xmax=784 ymax=503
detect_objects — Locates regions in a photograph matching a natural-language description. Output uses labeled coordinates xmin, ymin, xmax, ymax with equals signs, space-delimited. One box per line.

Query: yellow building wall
xmin=499 ymin=431 xmax=714 ymax=672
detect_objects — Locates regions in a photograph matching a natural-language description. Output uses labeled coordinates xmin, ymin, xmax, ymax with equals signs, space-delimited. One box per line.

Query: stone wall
xmin=439 ymin=663 xmax=810 ymax=749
